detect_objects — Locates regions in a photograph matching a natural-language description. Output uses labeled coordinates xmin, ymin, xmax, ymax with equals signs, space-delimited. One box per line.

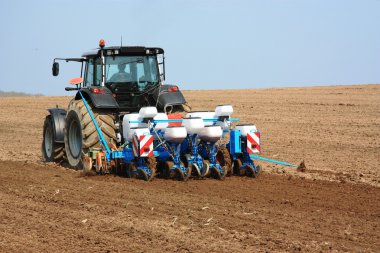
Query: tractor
xmin=42 ymin=40 xmax=189 ymax=168
xmin=42 ymin=39 xmax=274 ymax=181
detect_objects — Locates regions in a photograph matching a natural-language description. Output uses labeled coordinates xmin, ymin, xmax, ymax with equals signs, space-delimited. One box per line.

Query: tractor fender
xmin=156 ymin=84 xmax=187 ymax=110
xmin=47 ymin=108 xmax=67 ymax=143
xmin=75 ymin=88 xmax=119 ymax=109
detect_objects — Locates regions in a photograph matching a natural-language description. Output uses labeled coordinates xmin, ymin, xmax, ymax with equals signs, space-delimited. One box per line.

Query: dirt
xmin=0 ymin=85 xmax=379 ymax=252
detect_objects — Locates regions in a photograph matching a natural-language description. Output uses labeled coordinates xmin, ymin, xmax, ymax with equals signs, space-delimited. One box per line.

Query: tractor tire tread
xmin=64 ymin=99 xmax=116 ymax=169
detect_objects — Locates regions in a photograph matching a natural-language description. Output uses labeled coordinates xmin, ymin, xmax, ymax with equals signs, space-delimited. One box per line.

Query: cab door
xmin=84 ymin=58 xmax=102 ymax=87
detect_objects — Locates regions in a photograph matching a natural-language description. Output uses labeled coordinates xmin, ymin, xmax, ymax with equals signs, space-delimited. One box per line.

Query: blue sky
xmin=0 ymin=0 xmax=379 ymax=95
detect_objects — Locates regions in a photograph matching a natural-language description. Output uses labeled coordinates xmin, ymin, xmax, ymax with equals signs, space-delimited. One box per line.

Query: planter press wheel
xmin=140 ymin=156 xmax=157 ymax=181
xmin=245 ymin=165 xmax=261 ymax=178
xmin=161 ymin=161 xmax=174 ymax=179
xmin=233 ymin=158 xmax=244 ymax=176
xmin=113 ymin=160 xmax=127 ymax=177
xmin=180 ymin=155 xmax=194 ymax=180
xmin=161 ymin=161 xmax=191 ymax=181
xmin=200 ymin=160 xmax=210 ymax=178
xmin=191 ymin=162 xmax=201 ymax=177
xmin=177 ymin=163 xmax=192 ymax=182
xmin=216 ymin=147 xmax=233 ymax=176
xmin=127 ymin=163 xmax=138 ymax=179
xmin=211 ymin=163 xmax=227 ymax=180
xmin=190 ymin=157 xmax=208 ymax=178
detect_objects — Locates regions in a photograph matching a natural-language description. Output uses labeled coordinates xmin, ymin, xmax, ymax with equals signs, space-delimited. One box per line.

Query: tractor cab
xmin=81 ymin=44 xmax=165 ymax=111
xmin=52 ymin=40 xmax=188 ymax=113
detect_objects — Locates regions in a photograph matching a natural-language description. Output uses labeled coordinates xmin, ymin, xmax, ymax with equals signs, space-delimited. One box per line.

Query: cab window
xmin=84 ymin=58 xmax=101 ymax=87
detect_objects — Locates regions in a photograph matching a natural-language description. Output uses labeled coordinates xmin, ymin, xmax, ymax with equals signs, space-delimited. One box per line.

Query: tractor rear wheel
xmin=64 ymin=99 xmax=116 ymax=169
xmin=42 ymin=115 xmax=64 ymax=163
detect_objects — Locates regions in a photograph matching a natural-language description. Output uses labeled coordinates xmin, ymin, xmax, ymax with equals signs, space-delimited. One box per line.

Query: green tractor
xmin=42 ymin=39 xmax=190 ymax=169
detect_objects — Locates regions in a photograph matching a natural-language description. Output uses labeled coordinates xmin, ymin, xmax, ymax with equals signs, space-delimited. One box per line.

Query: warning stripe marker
xmin=247 ymin=132 xmax=260 ymax=153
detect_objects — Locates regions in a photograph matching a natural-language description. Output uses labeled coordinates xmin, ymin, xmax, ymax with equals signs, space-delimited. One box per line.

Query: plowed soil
xmin=0 ymin=85 xmax=379 ymax=252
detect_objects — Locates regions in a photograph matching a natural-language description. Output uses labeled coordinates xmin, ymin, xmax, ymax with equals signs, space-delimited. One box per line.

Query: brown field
xmin=0 ymin=85 xmax=379 ymax=252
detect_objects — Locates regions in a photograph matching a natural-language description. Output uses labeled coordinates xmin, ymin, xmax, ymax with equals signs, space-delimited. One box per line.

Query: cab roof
xmin=82 ymin=46 xmax=164 ymax=58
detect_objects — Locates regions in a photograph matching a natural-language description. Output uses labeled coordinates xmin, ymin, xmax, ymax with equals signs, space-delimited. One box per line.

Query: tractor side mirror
xmin=52 ymin=62 xmax=59 ymax=76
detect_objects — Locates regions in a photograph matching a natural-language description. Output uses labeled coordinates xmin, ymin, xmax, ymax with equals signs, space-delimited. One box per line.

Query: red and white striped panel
xmin=132 ymin=135 xmax=154 ymax=157
xmin=247 ymin=132 xmax=260 ymax=154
